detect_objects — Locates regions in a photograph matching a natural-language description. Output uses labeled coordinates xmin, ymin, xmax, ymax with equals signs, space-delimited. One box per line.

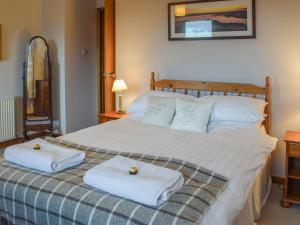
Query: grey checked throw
xmin=0 ymin=137 xmax=228 ymax=225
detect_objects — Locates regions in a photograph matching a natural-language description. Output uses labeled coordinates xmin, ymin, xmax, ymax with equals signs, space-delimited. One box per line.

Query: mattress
xmin=60 ymin=118 xmax=277 ymax=225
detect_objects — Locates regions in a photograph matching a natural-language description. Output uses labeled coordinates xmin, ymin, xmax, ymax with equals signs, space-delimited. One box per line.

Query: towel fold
xmin=4 ymin=138 xmax=85 ymax=173
xmin=83 ymin=156 xmax=184 ymax=207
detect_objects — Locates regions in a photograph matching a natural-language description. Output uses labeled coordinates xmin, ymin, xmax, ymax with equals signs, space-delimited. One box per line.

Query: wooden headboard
xmin=150 ymin=72 xmax=271 ymax=134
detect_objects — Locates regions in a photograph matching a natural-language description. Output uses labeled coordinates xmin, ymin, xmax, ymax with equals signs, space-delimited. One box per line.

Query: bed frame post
xmin=265 ymin=76 xmax=271 ymax=134
xmin=150 ymin=72 xmax=156 ymax=90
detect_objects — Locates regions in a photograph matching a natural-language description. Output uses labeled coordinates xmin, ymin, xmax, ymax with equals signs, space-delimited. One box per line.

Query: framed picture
xmin=168 ymin=0 xmax=256 ymax=40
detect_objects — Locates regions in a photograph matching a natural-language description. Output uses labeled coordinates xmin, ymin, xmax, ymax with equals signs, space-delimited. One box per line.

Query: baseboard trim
xmin=0 ymin=137 xmax=24 ymax=148
xmin=272 ymin=176 xmax=285 ymax=185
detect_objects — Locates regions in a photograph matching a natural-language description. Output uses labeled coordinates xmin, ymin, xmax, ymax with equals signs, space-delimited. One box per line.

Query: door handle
xmin=103 ymin=72 xmax=116 ymax=78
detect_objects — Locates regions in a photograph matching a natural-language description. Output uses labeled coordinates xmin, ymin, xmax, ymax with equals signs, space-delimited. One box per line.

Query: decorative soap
xmin=33 ymin=144 xmax=41 ymax=150
xmin=129 ymin=167 xmax=138 ymax=175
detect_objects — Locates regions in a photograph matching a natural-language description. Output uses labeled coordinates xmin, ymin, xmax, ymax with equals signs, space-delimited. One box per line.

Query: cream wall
xmin=42 ymin=0 xmax=98 ymax=134
xmin=0 ymin=0 xmax=98 ymax=136
xmin=41 ymin=0 xmax=67 ymax=134
xmin=97 ymin=0 xmax=104 ymax=8
xmin=0 ymin=0 xmax=43 ymax=135
xmin=65 ymin=0 xmax=98 ymax=132
xmin=116 ymin=0 xmax=300 ymax=176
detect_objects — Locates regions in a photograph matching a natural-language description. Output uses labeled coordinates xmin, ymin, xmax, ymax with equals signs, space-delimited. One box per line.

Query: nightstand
xmin=282 ymin=131 xmax=300 ymax=207
xmin=98 ymin=112 xmax=129 ymax=124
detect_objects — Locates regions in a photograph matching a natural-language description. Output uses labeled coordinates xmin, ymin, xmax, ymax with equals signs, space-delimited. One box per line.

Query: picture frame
xmin=168 ymin=0 xmax=256 ymax=41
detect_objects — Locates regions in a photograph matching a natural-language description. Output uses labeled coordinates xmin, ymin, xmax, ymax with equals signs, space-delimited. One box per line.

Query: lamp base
xmin=116 ymin=110 xmax=127 ymax=114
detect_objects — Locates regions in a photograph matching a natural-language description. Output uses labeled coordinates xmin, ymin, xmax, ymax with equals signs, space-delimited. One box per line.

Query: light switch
xmin=81 ymin=49 xmax=89 ymax=56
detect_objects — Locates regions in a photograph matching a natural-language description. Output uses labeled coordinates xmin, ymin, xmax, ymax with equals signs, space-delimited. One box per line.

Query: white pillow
xmin=208 ymin=121 xmax=261 ymax=133
xmin=201 ymin=95 xmax=267 ymax=123
xmin=170 ymin=99 xmax=213 ymax=133
xmin=128 ymin=91 xmax=198 ymax=119
xmin=141 ymin=96 xmax=176 ymax=128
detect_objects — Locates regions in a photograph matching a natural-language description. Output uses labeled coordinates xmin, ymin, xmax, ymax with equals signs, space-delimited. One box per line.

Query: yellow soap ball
xmin=33 ymin=144 xmax=41 ymax=150
xmin=129 ymin=167 xmax=138 ymax=175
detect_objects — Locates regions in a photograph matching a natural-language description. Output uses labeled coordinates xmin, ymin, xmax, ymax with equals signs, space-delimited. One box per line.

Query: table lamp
xmin=112 ymin=79 xmax=128 ymax=114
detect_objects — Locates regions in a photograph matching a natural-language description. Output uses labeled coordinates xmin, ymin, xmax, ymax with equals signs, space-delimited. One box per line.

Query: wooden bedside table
xmin=98 ymin=112 xmax=129 ymax=124
xmin=282 ymin=131 xmax=300 ymax=207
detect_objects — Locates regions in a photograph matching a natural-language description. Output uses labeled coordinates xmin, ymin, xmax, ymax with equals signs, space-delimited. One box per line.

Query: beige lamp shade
xmin=112 ymin=79 xmax=128 ymax=92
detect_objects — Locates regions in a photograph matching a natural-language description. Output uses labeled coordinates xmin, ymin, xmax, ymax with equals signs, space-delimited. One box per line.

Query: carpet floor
xmin=258 ymin=184 xmax=300 ymax=225
xmin=0 ymin=148 xmax=299 ymax=225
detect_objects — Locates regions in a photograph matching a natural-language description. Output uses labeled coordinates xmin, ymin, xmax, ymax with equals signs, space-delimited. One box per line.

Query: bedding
xmin=83 ymin=155 xmax=185 ymax=207
xmin=170 ymin=99 xmax=213 ymax=133
xmin=208 ymin=121 xmax=262 ymax=133
xmin=202 ymin=95 xmax=266 ymax=124
xmin=0 ymin=137 xmax=228 ymax=225
xmin=141 ymin=96 xmax=176 ymax=128
xmin=128 ymin=92 xmax=267 ymax=124
xmin=58 ymin=119 xmax=277 ymax=225
xmin=0 ymin=118 xmax=277 ymax=225
xmin=233 ymin=155 xmax=272 ymax=225
xmin=128 ymin=91 xmax=197 ymax=119
xmin=4 ymin=139 xmax=85 ymax=173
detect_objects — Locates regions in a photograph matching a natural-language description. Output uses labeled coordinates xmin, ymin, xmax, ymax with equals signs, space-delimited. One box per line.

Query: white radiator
xmin=0 ymin=97 xmax=16 ymax=143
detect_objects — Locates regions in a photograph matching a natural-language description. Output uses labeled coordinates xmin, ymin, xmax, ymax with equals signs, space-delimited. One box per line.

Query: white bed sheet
xmin=59 ymin=119 xmax=277 ymax=225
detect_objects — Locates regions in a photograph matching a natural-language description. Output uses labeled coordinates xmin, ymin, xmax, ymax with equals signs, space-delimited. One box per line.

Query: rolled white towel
xmin=4 ymin=138 xmax=85 ymax=173
xmin=84 ymin=156 xmax=184 ymax=207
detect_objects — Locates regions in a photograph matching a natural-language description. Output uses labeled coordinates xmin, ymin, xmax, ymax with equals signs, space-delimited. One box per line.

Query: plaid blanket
xmin=0 ymin=137 xmax=228 ymax=225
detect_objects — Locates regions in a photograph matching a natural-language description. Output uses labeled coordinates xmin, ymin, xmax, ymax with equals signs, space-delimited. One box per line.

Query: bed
xmin=0 ymin=74 xmax=277 ymax=225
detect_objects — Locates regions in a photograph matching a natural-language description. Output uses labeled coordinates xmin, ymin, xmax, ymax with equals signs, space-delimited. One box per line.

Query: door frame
xmin=96 ymin=0 xmax=116 ymax=114
xmin=97 ymin=7 xmax=105 ymax=113
xmin=103 ymin=0 xmax=116 ymax=113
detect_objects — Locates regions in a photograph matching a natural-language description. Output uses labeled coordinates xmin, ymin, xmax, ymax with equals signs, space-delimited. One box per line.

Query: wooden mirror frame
xmin=23 ymin=36 xmax=53 ymax=139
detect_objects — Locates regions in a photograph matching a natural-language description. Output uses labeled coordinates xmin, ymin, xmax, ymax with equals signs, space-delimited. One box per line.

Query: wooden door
xmin=103 ymin=0 xmax=116 ymax=112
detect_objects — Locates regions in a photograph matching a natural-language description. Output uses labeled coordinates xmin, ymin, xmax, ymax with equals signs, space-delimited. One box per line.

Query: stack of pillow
xmin=128 ymin=91 xmax=267 ymax=134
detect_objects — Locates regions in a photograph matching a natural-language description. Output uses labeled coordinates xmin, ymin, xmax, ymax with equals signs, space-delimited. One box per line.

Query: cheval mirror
xmin=23 ymin=36 xmax=53 ymax=139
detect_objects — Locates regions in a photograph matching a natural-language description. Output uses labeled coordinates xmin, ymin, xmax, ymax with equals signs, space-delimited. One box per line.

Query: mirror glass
xmin=25 ymin=37 xmax=50 ymax=121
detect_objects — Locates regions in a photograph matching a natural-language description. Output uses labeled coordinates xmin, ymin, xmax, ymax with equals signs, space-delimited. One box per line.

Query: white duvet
xmin=59 ymin=118 xmax=277 ymax=225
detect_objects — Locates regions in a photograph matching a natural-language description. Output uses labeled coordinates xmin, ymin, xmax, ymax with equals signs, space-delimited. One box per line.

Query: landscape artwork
xmin=169 ymin=0 xmax=255 ymax=40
